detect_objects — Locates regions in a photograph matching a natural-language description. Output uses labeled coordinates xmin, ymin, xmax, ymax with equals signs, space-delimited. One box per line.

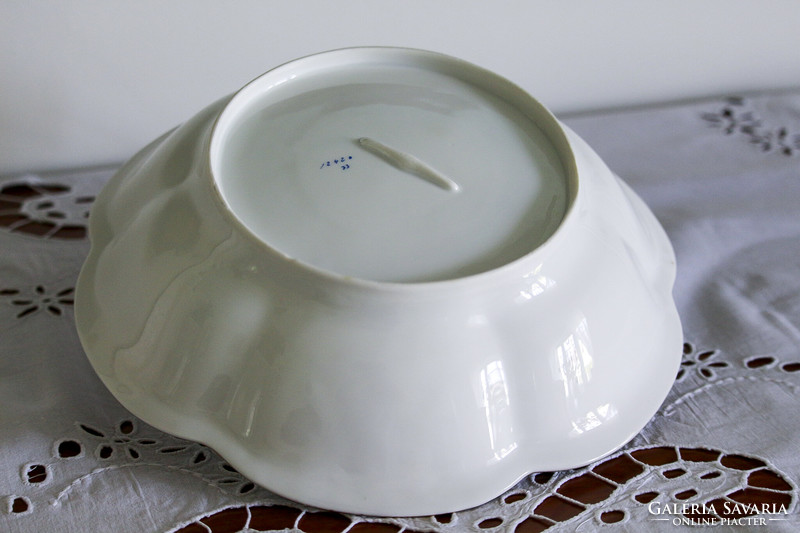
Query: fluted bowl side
xmin=76 ymin=52 xmax=681 ymax=517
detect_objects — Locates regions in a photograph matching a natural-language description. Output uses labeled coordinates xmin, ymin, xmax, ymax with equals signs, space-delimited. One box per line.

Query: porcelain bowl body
xmin=75 ymin=48 xmax=682 ymax=516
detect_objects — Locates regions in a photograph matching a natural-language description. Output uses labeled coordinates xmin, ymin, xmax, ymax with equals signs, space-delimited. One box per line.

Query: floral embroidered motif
xmin=3 ymin=408 xmax=797 ymax=529
xmin=677 ymin=342 xmax=729 ymax=380
xmin=169 ymin=446 xmax=795 ymax=533
xmin=2 ymin=419 xmax=281 ymax=519
xmin=78 ymin=420 xmax=156 ymax=461
xmin=3 ymin=139 xmax=800 ymax=533
xmin=0 ymin=285 xmax=74 ymax=318
xmin=701 ymin=96 xmax=800 ymax=156
xmin=666 ymin=341 xmax=800 ymax=417
xmin=217 ymin=463 xmax=258 ymax=495
xmin=0 ymin=181 xmax=93 ymax=239
xmin=71 ymin=420 xmax=261 ymax=495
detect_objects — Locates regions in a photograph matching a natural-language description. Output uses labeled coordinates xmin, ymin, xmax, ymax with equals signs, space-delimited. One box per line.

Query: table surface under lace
xmin=2 ymin=91 xmax=800 ymax=532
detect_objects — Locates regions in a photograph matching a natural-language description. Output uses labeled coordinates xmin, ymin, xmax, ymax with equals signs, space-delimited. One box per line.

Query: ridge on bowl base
xmin=75 ymin=47 xmax=682 ymax=516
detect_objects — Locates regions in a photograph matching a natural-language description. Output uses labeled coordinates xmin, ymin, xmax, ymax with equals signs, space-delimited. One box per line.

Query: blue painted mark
xmin=320 ymin=155 xmax=354 ymax=171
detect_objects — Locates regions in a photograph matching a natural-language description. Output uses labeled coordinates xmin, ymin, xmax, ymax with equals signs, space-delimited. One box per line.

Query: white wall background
xmin=2 ymin=1 xmax=799 ymax=174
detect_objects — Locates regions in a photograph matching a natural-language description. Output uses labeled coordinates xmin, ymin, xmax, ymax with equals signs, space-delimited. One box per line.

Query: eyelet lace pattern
xmin=3 ymin=91 xmax=800 ymax=531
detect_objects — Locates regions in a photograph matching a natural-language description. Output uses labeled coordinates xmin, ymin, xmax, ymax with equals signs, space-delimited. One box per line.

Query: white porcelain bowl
xmin=75 ymin=48 xmax=682 ymax=516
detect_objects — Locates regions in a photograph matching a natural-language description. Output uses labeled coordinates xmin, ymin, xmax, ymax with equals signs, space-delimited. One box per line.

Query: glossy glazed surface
xmin=75 ymin=48 xmax=682 ymax=516
xmin=212 ymin=50 xmax=567 ymax=283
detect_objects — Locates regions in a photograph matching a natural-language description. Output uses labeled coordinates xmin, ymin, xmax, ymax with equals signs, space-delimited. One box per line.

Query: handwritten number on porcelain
xmin=320 ymin=155 xmax=353 ymax=171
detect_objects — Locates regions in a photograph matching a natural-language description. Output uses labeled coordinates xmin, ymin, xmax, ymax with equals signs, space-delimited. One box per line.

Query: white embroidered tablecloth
xmin=2 ymin=91 xmax=800 ymax=532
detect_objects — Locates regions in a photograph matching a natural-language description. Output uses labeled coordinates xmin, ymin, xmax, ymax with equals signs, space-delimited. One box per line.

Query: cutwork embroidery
xmin=0 ymin=181 xmax=93 ymax=239
xmin=0 ymin=285 xmax=74 ymax=319
xmin=168 ymin=446 xmax=795 ymax=532
xmin=701 ymin=96 xmax=800 ymax=156
xmin=2 ymin=419 xmax=268 ymax=518
xmin=3 ymin=323 xmax=798 ymax=529
xmin=676 ymin=342 xmax=729 ymax=380
xmin=72 ymin=420 xmax=258 ymax=495
xmin=665 ymin=341 xmax=800 ymax=417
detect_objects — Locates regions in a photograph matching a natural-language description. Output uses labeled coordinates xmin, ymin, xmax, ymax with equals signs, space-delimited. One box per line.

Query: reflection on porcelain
xmin=75 ymin=47 xmax=682 ymax=516
xmin=480 ymin=360 xmax=517 ymax=463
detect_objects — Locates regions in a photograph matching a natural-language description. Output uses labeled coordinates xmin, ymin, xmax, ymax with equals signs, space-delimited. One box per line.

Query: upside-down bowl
xmin=75 ymin=47 xmax=682 ymax=516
